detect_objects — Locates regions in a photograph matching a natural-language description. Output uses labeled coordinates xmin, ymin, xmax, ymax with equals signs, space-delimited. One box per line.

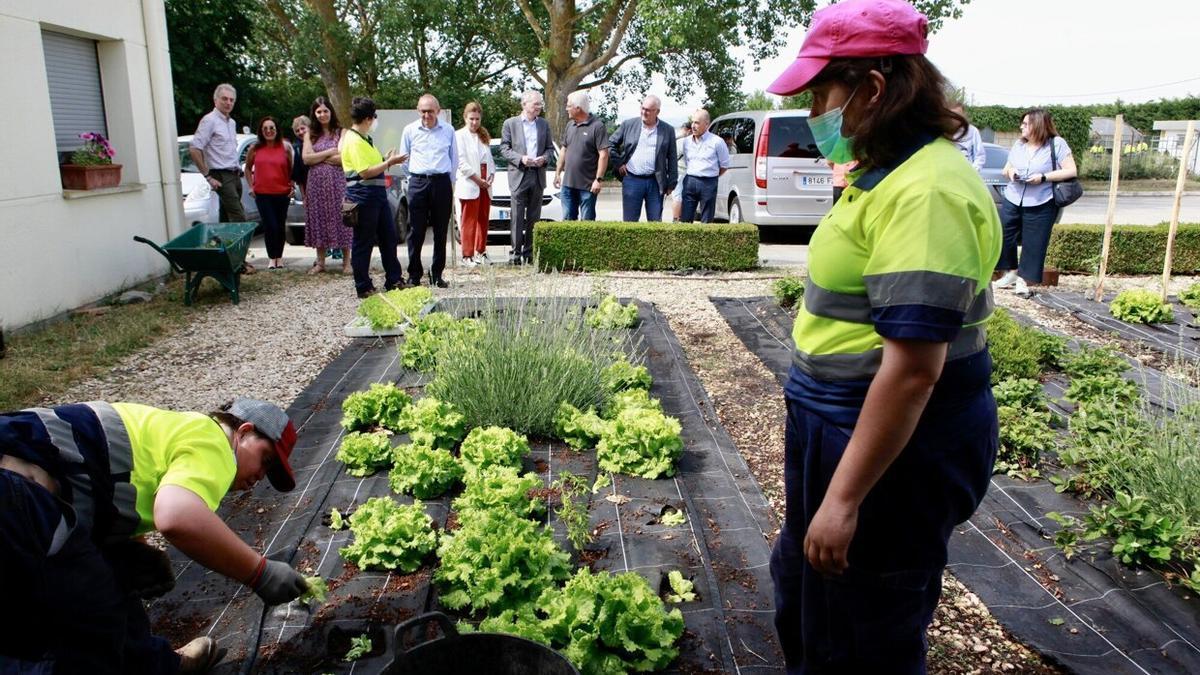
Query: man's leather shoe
xmin=432 ymin=278 xmax=449 ymax=289
xmin=356 ymin=288 xmax=377 ymax=299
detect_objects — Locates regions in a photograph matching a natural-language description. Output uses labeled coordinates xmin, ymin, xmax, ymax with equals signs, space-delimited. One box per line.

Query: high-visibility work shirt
xmin=113 ymin=403 xmax=236 ymax=535
xmin=786 ymin=136 xmax=1001 ymax=426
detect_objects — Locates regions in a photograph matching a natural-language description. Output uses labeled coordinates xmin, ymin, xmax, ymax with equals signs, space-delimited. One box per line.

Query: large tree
xmin=489 ymin=0 xmax=973 ymax=138
xmin=165 ymin=0 xmax=261 ymax=133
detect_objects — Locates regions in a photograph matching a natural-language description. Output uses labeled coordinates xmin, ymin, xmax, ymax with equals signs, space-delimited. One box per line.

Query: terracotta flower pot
xmin=60 ymin=164 xmax=123 ymax=190
xmin=1041 ymin=268 xmax=1060 ymax=286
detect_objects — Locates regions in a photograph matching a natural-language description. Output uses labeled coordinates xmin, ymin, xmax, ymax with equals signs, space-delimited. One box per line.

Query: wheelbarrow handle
xmin=392 ymin=611 xmax=458 ymax=656
xmin=133 ymin=236 xmax=186 ymax=274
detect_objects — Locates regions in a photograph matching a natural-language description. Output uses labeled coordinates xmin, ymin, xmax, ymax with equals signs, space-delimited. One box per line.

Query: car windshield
xmin=983 ymin=145 xmax=1008 ymax=170
xmin=491 ymin=143 xmax=556 ymax=170
xmin=179 ymin=142 xmax=201 ymax=173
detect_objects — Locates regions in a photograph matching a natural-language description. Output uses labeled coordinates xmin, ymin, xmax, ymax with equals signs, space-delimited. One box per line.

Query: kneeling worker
xmin=0 ymin=398 xmax=311 ymax=674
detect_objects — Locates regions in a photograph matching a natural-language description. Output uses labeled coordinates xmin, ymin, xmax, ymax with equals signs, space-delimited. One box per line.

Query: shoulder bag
xmin=1048 ymin=137 xmax=1083 ymax=207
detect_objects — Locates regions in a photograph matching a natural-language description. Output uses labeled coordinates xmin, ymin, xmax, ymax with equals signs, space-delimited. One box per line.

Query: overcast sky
xmin=620 ymin=0 xmax=1199 ymax=125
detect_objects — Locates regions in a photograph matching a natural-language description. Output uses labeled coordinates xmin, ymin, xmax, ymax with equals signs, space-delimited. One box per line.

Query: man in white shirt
xmin=680 ymin=109 xmax=730 ymax=223
xmin=399 ymin=94 xmax=458 ymax=287
xmin=500 ymin=91 xmax=555 ymax=264
xmin=188 ymin=84 xmax=246 ymax=222
xmin=951 ymin=103 xmax=986 ymax=173
xmin=608 ymin=95 xmax=678 ymax=221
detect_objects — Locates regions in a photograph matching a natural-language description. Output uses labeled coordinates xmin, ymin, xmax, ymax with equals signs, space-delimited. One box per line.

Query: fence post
xmin=1094 ymin=115 xmax=1124 ymax=301
xmin=1162 ymin=120 xmax=1197 ymax=300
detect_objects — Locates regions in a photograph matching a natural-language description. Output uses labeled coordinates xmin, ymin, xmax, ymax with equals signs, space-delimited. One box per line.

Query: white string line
xmin=735 ymin=297 xmax=791 ymax=350
xmin=610 ymin=479 xmax=630 ymax=573
xmin=965 ymin=520 xmax=1151 ymax=674
xmin=673 ymin=476 xmax=705 ymax=562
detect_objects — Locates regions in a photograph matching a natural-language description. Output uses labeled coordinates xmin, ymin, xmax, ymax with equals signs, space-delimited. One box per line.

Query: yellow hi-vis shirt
xmin=112 ymin=403 xmax=236 ymax=535
xmin=339 ymin=129 xmax=384 ymax=178
xmin=792 ymin=137 xmax=1001 ymax=382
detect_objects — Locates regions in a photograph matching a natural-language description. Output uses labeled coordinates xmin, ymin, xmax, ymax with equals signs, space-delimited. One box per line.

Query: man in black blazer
xmin=607 ymin=95 xmax=678 ymax=221
xmin=500 ymin=90 xmax=556 ymax=264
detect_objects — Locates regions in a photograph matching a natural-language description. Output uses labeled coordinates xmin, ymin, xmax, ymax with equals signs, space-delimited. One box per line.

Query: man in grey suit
xmin=500 ymin=90 xmax=556 ymax=264
xmin=607 ymin=94 xmax=678 ymax=221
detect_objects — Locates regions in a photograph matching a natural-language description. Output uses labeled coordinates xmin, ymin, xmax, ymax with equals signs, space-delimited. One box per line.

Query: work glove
xmin=250 ymin=557 xmax=308 ymax=605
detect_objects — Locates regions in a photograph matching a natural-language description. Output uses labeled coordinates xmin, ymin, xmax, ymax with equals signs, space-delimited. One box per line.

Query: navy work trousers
xmin=998 ymin=198 xmax=1058 ymax=284
xmin=406 ymin=173 xmax=452 ymax=284
xmin=349 ymin=186 xmax=404 ymax=295
xmin=621 ymin=174 xmax=664 ymax=222
xmin=0 ymin=470 xmax=180 ymax=674
xmin=680 ymin=175 xmax=718 ymax=223
xmin=770 ymin=385 xmax=997 ymax=673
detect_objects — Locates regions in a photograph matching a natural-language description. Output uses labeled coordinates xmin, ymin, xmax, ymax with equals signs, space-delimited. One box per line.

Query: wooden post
xmin=1162 ymin=120 xmax=1197 ymax=300
xmin=1094 ymin=115 xmax=1124 ymax=301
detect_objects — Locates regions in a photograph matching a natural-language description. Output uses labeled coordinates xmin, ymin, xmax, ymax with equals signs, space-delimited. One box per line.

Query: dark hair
xmin=350 ymin=97 xmax=378 ymax=124
xmin=308 ymin=96 xmax=342 ymax=142
xmin=254 ymin=116 xmax=283 ymax=147
xmin=809 ymin=55 xmax=967 ymax=169
xmin=1021 ymin=107 xmax=1058 ymax=146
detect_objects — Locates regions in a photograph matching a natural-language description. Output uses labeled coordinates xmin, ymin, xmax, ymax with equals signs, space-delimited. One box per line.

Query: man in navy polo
xmin=400 ymin=94 xmax=458 ymax=288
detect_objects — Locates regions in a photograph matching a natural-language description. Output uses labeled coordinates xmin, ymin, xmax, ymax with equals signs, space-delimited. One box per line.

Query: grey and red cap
xmin=229 ymin=398 xmax=298 ymax=492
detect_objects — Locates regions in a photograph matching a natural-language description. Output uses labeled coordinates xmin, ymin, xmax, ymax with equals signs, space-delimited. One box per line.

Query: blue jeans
xmin=998 ymin=198 xmax=1058 ymax=283
xmin=621 ymin=174 xmax=664 ymax=221
xmin=560 ymin=186 xmax=597 ymax=221
xmin=680 ymin=175 xmax=718 ymax=223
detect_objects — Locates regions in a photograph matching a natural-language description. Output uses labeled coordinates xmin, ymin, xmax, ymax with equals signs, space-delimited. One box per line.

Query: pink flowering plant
xmin=69 ymin=132 xmax=116 ymax=166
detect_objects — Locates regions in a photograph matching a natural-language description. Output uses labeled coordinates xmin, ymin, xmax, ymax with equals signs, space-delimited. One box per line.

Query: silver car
xmin=978 ymin=142 xmax=1009 ymax=210
xmin=707 ymin=110 xmax=834 ymax=232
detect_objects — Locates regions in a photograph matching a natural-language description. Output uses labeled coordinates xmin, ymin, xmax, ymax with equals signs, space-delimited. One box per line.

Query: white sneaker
xmin=474 ymin=253 xmax=489 ymax=265
xmin=461 ymin=258 xmax=477 ymax=268
xmin=994 ymin=270 xmax=1019 ymax=289
xmin=1013 ymin=277 xmax=1030 ymax=297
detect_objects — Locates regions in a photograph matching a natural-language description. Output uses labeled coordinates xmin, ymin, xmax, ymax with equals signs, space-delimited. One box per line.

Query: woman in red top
xmin=245 ymin=117 xmax=294 ymax=270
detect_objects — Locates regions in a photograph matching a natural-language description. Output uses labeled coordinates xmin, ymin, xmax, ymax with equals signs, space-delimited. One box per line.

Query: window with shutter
xmin=42 ymin=31 xmax=108 ymax=160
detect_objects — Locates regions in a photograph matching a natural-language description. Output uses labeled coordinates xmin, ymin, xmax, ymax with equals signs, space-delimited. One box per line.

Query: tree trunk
xmin=305 ymin=0 xmax=353 ymax=123
xmin=544 ymin=70 xmax=584 ymax=145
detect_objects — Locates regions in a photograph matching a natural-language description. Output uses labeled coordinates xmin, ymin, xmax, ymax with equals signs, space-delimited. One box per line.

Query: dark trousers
xmin=349 ymin=188 xmax=404 ymax=295
xmin=560 ymin=186 xmax=597 ymax=221
xmin=0 ymin=471 xmax=180 ymax=674
xmin=209 ymin=168 xmax=246 ymax=222
xmin=770 ymin=382 xmax=996 ymax=673
xmin=406 ymin=174 xmax=452 ymax=283
xmin=254 ymin=193 xmax=290 ymax=259
xmin=621 ymin=174 xmax=664 ymax=221
xmin=680 ymin=175 xmax=718 ymax=223
xmin=998 ymin=199 xmax=1058 ymax=283
xmin=510 ymin=179 xmax=543 ymax=260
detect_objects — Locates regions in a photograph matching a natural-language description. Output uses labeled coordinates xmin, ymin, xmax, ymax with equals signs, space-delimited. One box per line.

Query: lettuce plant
xmin=400 ymin=313 xmax=484 ymax=372
xmin=336 ymin=430 xmax=395 ymax=477
xmin=1180 ymin=282 xmax=1200 ymax=309
xmin=1110 ymin=289 xmax=1174 ymax=324
xmin=398 ymin=397 xmax=466 ymax=450
xmin=389 ymin=442 xmax=463 ymax=499
xmin=601 ymin=358 xmax=652 ymax=394
xmin=597 ymin=407 xmax=683 ymax=479
xmin=435 ymin=508 xmax=571 ymax=613
xmin=585 ymin=295 xmax=639 ymax=329
xmin=339 ymin=497 xmax=437 ymax=572
xmin=451 ymin=467 xmax=545 ymax=519
xmin=553 ymin=402 xmax=609 ymax=451
xmin=357 ymin=287 xmax=433 ymax=330
xmin=458 ymin=426 xmax=531 ymax=481
xmin=341 ymin=382 xmax=412 ymax=432
xmin=602 ymin=388 xmax=663 ymax=419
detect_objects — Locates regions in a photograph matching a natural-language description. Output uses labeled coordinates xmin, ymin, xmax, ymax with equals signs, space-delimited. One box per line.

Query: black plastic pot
xmin=384 ymin=612 xmax=578 ymax=675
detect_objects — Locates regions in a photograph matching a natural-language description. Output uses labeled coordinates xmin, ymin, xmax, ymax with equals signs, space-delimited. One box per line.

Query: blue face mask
xmin=808 ymin=87 xmax=859 ymax=164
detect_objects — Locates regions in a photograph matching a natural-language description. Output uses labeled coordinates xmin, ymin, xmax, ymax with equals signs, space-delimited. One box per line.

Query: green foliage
xmin=554 ymin=471 xmax=593 ymax=551
xmin=389 ymin=442 xmax=463 ymax=499
xmin=1110 ymin=289 xmax=1175 ymax=324
xmin=1062 ymin=346 xmax=1128 ymax=379
xmin=1035 ymin=332 xmax=1069 ymax=371
xmin=336 ymin=431 xmax=394 ymax=477
xmin=597 ymin=408 xmax=684 ymax=479
xmin=585 ymin=295 xmax=640 ymax=330
xmin=665 ymin=570 xmax=696 ymax=603
xmin=1181 ymin=282 xmax=1200 ymax=309
xmin=398 ymin=397 xmax=466 ymax=450
xmin=554 ymin=403 xmax=609 ymax=451
xmin=400 ymin=313 xmax=484 ymax=372
xmin=963 ymin=104 xmax=1089 ymax=158
xmin=457 ymin=426 xmax=531 ymax=481
xmin=996 ymin=405 xmax=1056 ymax=480
xmin=165 ymin=0 xmax=262 ymax=134
xmin=773 ymin=274 xmax=806 ymax=309
xmin=435 ymin=508 xmax=572 ymax=614
xmin=1079 ymin=145 xmax=1184 ymax=181
xmin=1063 ymin=374 xmax=1141 ymax=409
xmin=428 ymin=294 xmax=631 ymax=437
xmin=601 ymin=358 xmax=652 ymax=394
xmin=341 ymin=383 xmax=412 ymax=432
xmin=603 ymin=388 xmax=665 ymax=419
xmin=1047 ymin=223 xmax=1200 ymax=275
xmin=451 ymin=467 xmax=545 ymax=520
xmin=986 ymin=309 xmax=1047 ymax=383
xmin=344 ymin=634 xmax=373 ymax=661
xmin=1083 ymin=492 xmax=1192 ymax=567
xmin=992 ymin=378 xmax=1046 ymax=410
xmin=339 ymin=497 xmax=437 ymax=572
xmin=329 ymin=508 xmax=345 ymax=530
xmin=357 ymin=287 xmax=433 ymax=330
xmin=534 ymin=221 xmax=759 ymax=272
xmin=300 ymin=577 xmax=328 ymax=605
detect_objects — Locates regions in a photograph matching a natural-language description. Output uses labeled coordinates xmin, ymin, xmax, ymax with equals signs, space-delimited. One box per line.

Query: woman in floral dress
xmin=302 ymin=96 xmax=352 ymax=273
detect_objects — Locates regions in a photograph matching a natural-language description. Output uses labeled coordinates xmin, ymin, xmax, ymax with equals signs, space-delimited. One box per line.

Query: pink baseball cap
xmin=767 ymin=0 xmax=929 ymax=96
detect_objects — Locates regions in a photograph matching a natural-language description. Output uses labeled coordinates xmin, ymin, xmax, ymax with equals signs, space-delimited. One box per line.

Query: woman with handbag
xmin=302 ymin=97 xmax=352 ymax=275
xmin=454 ymin=101 xmax=496 ymax=267
xmin=996 ymin=108 xmax=1079 ymax=296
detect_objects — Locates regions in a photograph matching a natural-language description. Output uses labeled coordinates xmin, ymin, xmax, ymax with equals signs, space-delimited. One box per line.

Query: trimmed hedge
xmin=534 ymin=221 xmax=759 ymax=271
xmin=1046 ymin=223 xmax=1200 ymax=275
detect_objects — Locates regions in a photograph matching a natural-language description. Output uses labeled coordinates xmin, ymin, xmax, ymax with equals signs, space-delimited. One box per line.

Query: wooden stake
xmin=1162 ymin=120 xmax=1197 ymax=300
xmin=1094 ymin=115 xmax=1124 ymax=301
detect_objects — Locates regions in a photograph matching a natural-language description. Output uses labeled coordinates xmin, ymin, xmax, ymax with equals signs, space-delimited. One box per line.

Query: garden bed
xmin=146 ymin=299 xmax=783 ymax=673
xmin=710 ymin=296 xmax=1200 ymax=675
xmin=1033 ymin=290 xmax=1200 ymax=367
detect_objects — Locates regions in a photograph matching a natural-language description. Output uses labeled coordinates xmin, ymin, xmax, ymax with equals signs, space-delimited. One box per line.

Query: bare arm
xmin=189 ymin=147 xmax=220 ymax=190
xmin=804 ymin=338 xmax=948 ymax=575
xmin=244 ymin=145 xmax=257 ymax=195
xmin=1045 ymin=154 xmax=1078 ymax=182
xmin=592 ymin=148 xmax=610 ymax=193
xmin=154 ymin=485 xmax=262 ymax=584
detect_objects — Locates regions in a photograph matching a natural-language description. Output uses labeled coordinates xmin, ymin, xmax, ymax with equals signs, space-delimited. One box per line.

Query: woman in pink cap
xmin=765 ymin=0 xmax=1002 ymax=671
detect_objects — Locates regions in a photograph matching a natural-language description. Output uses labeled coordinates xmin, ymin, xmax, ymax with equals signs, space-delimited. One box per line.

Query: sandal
xmin=342 ymin=264 xmax=352 ymax=275
xmin=308 ymin=261 xmax=325 ymax=275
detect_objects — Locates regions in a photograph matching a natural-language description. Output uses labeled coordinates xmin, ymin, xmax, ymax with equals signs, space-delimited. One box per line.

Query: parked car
xmin=978 ymin=142 xmax=1009 ymax=210
xmin=475 ymin=138 xmax=562 ymax=239
xmin=706 ymin=110 xmax=834 ymax=233
xmin=178 ymin=134 xmax=265 ymax=225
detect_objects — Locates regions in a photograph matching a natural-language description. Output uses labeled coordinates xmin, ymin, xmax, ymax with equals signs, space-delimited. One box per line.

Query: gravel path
xmin=50 ymin=262 xmax=1056 ymax=673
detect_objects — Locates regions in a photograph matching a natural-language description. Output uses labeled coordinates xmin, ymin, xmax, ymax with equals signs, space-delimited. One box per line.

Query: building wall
xmin=0 ymin=1 xmax=182 ymax=330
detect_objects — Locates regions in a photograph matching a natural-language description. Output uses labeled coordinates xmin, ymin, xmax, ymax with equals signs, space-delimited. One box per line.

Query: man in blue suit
xmin=607 ymin=95 xmax=678 ymax=222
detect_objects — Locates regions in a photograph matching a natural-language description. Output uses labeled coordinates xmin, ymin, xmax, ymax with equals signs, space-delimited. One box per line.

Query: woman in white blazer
xmin=455 ymin=102 xmax=496 ymax=266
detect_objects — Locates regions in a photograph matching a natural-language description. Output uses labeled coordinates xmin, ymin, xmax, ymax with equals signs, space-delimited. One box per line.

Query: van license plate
xmin=498 ymin=209 xmax=509 ymax=219
xmin=798 ymin=176 xmax=832 ymax=187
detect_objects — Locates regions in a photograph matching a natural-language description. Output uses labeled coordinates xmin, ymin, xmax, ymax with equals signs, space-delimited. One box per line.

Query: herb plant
xmin=1062 ymin=345 xmax=1128 ymax=379
xmin=1109 ymin=289 xmax=1174 ymax=324
xmin=773 ymin=274 xmax=806 ymax=309
xmin=1180 ymin=282 xmax=1200 ymax=309
xmin=553 ymin=471 xmax=593 ymax=551
xmin=996 ymin=405 xmax=1056 ymax=479
xmin=986 ymin=309 xmax=1048 ymax=383
xmin=585 ymin=295 xmax=639 ymax=329
xmin=339 ymin=497 xmax=437 ymax=572
xmin=357 ymin=287 xmax=433 ymax=330
xmin=992 ymin=378 xmax=1046 ymax=410
xmin=344 ymin=635 xmax=373 ymax=661
xmin=336 ymin=431 xmax=394 ymax=477
xmin=1063 ymin=374 xmax=1141 ymax=408
xmin=398 ymin=397 xmax=466 ymax=450
xmin=458 ymin=426 xmax=531 ymax=481
xmin=341 ymin=382 xmax=412 ymax=432
xmin=451 ymin=467 xmax=545 ymax=520
xmin=596 ymin=407 xmax=684 ymax=479
xmin=389 ymin=442 xmax=463 ymax=499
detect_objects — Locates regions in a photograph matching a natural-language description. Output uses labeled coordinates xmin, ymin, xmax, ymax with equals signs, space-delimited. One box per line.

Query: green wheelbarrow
xmin=134 ymin=222 xmax=257 ymax=306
